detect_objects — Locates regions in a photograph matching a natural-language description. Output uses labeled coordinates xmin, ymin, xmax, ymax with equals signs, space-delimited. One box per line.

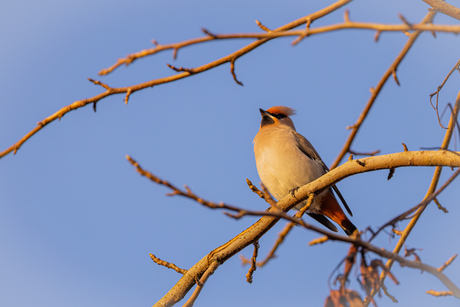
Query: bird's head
xmin=259 ymin=106 xmax=296 ymax=130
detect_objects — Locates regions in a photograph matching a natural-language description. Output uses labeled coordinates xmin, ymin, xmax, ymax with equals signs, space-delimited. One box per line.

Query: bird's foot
xmin=289 ymin=187 xmax=300 ymax=199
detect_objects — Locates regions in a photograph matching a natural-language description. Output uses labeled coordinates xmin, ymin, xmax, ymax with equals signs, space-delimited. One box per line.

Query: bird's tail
xmin=317 ymin=192 xmax=357 ymax=236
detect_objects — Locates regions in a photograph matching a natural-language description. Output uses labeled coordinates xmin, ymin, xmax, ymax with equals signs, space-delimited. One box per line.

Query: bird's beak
xmin=259 ymin=108 xmax=268 ymax=116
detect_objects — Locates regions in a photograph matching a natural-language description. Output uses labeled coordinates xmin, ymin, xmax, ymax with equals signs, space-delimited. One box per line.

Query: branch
xmin=423 ymin=0 xmax=460 ymax=21
xmin=0 ymin=0 xmax=354 ymax=160
xmin=125 ymin=155 xmax=249 ymax=214
xmin=330 ymin=11 xmax=437 ymax=169
xmin=429 ymin=59 xmax=460 ymax=128
xmin=149 ymin=150 xmax=459 ymax=307
xmin=368 ymin=166 xmax=460 ymax=242
xmin=245 ymin=241 xmax=259 ymax=283
xmin=150 ymin=254 xmax=187 ymax=275
xmin=240 ymin=194 xmax=314 ymax=267
xmin=101 ymin=23 xmax=460 ymax=75
xmin=5 ymin=8 xmax=460 ymax=159
xmin=365 ymin=88 xmax=460 ymax=306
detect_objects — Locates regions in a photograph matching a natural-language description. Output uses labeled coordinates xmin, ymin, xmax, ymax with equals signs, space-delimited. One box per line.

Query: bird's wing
xmin=293 ymin=130 xmax=325 ymax=167
xmin=293 ymin=131 xmax=353 ymax=217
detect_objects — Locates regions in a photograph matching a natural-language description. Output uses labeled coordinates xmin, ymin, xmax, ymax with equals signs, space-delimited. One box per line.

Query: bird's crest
xmin=267 ymin=106 xmax=296 ymax=117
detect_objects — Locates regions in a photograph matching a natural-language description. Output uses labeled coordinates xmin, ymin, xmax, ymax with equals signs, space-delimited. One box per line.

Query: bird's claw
xmin=289 ymin=187 xmax=300 ymax=199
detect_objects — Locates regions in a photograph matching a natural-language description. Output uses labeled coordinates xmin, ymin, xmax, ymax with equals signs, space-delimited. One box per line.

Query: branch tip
xmin=309 ymin=236 xmax=329 ymax=246
xmin=125 ymin=89 xmax=132 ymax=105
xmin=255 ymin=20 xmax=271 ymax=32
xmin=392 ymin=70 xmax=400 ymax=86
xmin=434 ymin=198 xmax=448 ymax=213
xmin=398 ymin=13 xmax=412 ymax=26
xmin=88 ymin=78 xmax=111 ymax=90
xmin=438 ymin=254 xmax=457 ymax=272
xmin=201 ymin=27 xmax=217 ymax=38
xmin=426 ymin=290 xmax=453 ymax=297
xmin=172 ymin=48 xmax=178 ymax=60
xmin=149 ymin=253 xmax=187 ymax=275
xmin=230 ymin=58 xmax=243 ymax=86
xmin=245 ymin=241 xmax=259 ymax=284
xmin=167 ymin=63 xmax=194 ymax=74
xmin=344 ymin=9 xmax=350 ymax=22
xmin=388 ymin=168 xmax=395 ymax=180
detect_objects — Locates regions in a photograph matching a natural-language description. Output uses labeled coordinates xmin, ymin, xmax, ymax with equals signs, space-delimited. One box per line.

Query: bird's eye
xmin=269 ymin=112 xmax=286 ymax=119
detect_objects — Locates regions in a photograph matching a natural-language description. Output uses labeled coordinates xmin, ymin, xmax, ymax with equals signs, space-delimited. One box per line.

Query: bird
xmin=253 ymin=106 xmax=357 ymax=236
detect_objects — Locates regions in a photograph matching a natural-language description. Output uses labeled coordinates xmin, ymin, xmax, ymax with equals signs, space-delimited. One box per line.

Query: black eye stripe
xmin=268 ymin=112 xmax=287 ymax=119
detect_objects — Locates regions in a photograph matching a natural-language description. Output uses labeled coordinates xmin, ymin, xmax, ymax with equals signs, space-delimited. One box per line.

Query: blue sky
xmin=1 ymin=1 xmax=459 ymax=306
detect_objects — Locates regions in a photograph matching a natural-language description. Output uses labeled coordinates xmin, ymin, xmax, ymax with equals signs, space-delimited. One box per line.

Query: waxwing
xmin=253 ymin=106 xmax=356 ymax=236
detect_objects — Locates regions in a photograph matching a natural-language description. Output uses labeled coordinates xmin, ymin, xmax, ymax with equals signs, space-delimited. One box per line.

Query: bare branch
xmin=1 ymin=0 xmax=355 ymax=159
xmin=429 ymin=60 xmax=460 ymax=129
xmin=438 ymin=254 xmax=457 ymax=272
xmin=150 ymin=149 xmax=460 ymax=306
xmin=423 ymin=0 xmax=460 ymax=21
xmin=348 ymin=149 xmax=381 ymax=156
xmin=230 ymin=58 xmax=243 ymax=86
xmin=124 ymin=88 xmax=132 ymax=105
xmin=426 ymin=290 xmax=454 ymax=297
xmin=88 ymin=78 xmax=112 ymax=90
xmin=330 ymin=11 xmax=437 ymax=169
xmin=367 ymin=90 xmax=460 ymax=306
xmin=245 ymin=241 xmax=259 ymax=283
xmin=125 ymin=155 xmax=248 ymax=214
xmin=369 ymin=166 xmax=460 ymax=242
xmin=150 ymin=254 xmax=187 ymax=275
xmin=434 ymin=198 xmax=449 ymax=213
xmin=255 ymin=20 xmax=271 ymax=32
xmin=387 ymin=168 xmax=395 ymax=180
xmin=309 ymin=236 xmax=329 ymax=246
xmin=5 ymin=9 xmax=460 ymax=159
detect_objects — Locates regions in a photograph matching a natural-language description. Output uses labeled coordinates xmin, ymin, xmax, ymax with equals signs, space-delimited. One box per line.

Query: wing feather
xmin=293 ymin=130 xmax=353 ymax=216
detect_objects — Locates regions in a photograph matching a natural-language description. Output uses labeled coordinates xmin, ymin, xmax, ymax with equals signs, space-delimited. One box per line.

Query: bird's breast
xmin=254 ymin=128 xmax=324 ymax=201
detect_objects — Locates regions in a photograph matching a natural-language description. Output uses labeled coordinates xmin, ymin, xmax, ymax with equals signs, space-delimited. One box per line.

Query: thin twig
xmin=426 ymin=290 xmax=454 ymax=297
xmin=438 ymin=254 xmax=457 ymax=272
xmin=150 ymin=253 xmax=188 ymax=275
xmin=429 ymin=60 xmax=460 ymax=129
xmin=255 ymin=20 xmax=271 ymax=32
xmin=348 ymin=149 xmax=381 ymax=156
xmin=246 ymin=241 xmax=259 ymax=283
xmin=230 ymin=58 xmax=243 ymax=86
xmin=126 ymin=155 xmax=247 ymax=213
